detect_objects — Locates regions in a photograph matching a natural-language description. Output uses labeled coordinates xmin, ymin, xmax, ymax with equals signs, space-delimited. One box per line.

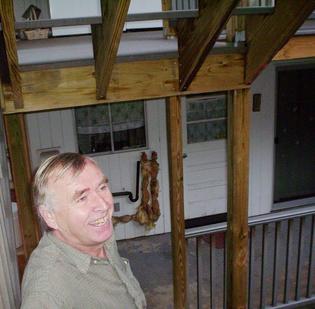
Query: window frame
xmin=74 ymin=101 xmax=149 ymax=156
xmin=185 ymin=93 xmax=227 ymax=145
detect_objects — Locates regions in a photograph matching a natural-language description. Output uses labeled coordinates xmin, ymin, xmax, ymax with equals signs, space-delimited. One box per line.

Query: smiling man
xmin=21 ymin=153 xmax=146 ymax=309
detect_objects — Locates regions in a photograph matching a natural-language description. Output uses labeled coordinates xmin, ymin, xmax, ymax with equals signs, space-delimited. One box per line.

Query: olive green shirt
xmin=21 ymin=232 xmax=146 ymax=309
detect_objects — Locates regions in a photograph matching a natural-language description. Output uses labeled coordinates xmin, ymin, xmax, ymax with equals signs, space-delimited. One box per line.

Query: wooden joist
xmin=166 ymin=96 xmax=186 ymax=308
xmin=226 ymin=88 xmax=250 ymax=309
xmin=177 ymin=0 xmax=239 ymax=91
xmin=91 ymin=0 xmax=131 ymax=99
xmin=273 ymin=36 xmax=315 ymax=61
xmin=4 ymin=114 xmax=40 ymax=259
xmin=3 ymin=53 xmax=245 ymax=114
xmin=0 ymin=0 xmax=23 ymax=108
xmin=245 ymin=0 xmax=315 ymax=83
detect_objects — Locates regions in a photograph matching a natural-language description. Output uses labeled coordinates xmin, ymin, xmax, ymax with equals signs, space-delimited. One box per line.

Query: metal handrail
xmin=185 ymin=205 xmax=315 ymax=238
xmin=112 ymin=161 xmax=140 ymax=203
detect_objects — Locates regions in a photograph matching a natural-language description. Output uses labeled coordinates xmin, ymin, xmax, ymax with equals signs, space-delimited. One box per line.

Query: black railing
xmin=112 ymin=161 xmax=140 ymax=203
xmin=185 ymin=206 xmax=315 ymax=308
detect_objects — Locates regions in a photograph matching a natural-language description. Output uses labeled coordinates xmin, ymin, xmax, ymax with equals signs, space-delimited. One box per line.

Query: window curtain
xmin=0 ymin=112 xmax=20 ymax=309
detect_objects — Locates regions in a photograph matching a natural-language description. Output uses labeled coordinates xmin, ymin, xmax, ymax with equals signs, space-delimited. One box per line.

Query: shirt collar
xmin=45 ymin=231 xmax=115 ymax=274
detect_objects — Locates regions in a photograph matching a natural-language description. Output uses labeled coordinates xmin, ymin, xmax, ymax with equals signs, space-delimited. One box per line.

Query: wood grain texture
xmin=177 ymin=0 xmax=239 ymax=91
xmin=161 ymin=0 xmax=176 ymax=38
xmin=226 ymin=89 xmax=250 ymax=309
xmin=91 ymin=0 xmax=130 ymax=99
xmin=245 ymin=0 xmax=315 ymax=83
xmin=273 ymin=36 xmax=315 ymax=61
xmin=166 ymin=96 xmax=186 ymax=309
xmin=226 ymin=0 xmax=248 ymax=42
xmin=4 ymin=114 xmax=40 ymax=260
xmin=0 ymin=0 xmax=23 ymax=108
xmin=3 ymin=53 xmax=246 ymax=114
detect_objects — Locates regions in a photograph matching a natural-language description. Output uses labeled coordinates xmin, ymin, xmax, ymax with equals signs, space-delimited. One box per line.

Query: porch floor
xmin=117 ymin=232 xmax=194 ymax=309
xmin=117 ymin=231 xmax=315 ymax=309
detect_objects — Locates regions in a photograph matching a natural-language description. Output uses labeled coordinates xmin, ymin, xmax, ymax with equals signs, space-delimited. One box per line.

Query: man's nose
xmin=92 ymin=191 xmax=111 ymax=211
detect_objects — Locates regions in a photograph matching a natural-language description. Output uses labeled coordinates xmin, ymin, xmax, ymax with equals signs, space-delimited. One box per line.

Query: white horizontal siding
xmin=25 ymin=99 xmax=170 ymax=240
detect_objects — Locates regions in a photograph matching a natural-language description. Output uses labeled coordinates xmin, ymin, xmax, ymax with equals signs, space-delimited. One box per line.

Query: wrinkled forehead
xmin=48 ymin=158 xmax=99 ymax=186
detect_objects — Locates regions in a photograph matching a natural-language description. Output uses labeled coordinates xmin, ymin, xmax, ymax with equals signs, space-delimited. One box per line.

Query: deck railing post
xmin=226 ymin=88 xmax=250 ymax=309
xmin=166 ymin=96 xmax=187 ymax=308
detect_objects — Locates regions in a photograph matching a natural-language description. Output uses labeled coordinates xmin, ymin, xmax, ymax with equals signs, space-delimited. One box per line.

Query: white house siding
xmin=25 ymin=99 xmax=170 ymax=240
xmin=182 ymin=64 xmax=277 ymax=219
xmin=249 ymin=63 xmax=276 ymax=216
xmin=25 ymin=64 xmax=279 ymax=239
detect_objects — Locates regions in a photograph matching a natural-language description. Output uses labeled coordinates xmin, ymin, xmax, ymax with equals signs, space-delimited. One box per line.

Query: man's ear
xmin=38 ymin=205 xmax=58 ymax=230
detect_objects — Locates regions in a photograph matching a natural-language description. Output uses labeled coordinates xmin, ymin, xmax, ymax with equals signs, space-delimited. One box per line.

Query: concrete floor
xmin=117 ymin=229 xmax=315 ymax=309
xmin=117 ymin=233 xmax=175 ymax=309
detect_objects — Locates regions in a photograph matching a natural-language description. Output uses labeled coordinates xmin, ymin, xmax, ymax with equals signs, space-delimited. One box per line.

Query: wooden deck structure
xmin=1 ymin=0 xmax=315 ymax=308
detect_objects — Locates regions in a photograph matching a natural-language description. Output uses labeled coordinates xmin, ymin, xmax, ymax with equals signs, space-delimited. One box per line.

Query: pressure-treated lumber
xmin=273 ymin=36 xmax=315 ymax=61
xmin=0 ymin=0 xmax=23 ymax=108
xmin=226 ymin=0 xmax=248 ymax=42
xmin=91 ymin=0 xmax=130 ymax=99
xmin=3 ymin=53 xmax=245 ymax=114
xmin=245 ymin=0 xmax=315 ymax=83
xmin=177 ymin=0 xmax=239 ymax=91
xmin=161 ymin=0 xmax=176 ymax=38
xmin=226 ymin=88 xmax=250 ymax=309
xmin=4 ymin=114 xmax=40 ymax=259
xmin=166 ymin=96 xmax=186 ymax=308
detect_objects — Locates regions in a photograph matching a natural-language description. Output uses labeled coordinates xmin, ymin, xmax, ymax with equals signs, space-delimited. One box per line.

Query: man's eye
xmin=77 ymin=195 xmax=87 ymax=203
xmin=99 ymin=185 xmax=107 ymax=191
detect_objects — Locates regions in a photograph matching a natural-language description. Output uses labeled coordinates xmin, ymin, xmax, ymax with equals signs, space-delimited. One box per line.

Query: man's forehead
xmin=48 ymin=160 xmax=107 ymax=187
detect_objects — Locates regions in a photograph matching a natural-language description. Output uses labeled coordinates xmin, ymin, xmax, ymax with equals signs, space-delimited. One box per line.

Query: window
xmin=75 ymin=101 xmax=146 ymax=154
xmin=186 ymin=94 xmax=227 ymax=144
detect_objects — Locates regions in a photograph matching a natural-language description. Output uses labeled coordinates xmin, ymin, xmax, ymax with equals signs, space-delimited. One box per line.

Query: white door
xmin=182 ymin=94 xmax=228 ymax=219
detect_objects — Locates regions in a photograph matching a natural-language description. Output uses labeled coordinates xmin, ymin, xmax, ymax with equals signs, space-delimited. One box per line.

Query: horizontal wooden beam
xmin=177 ymin=0 xmax=239 ymax=91
xmin=273 ymin=36 xmax=315 ymax=61
xmin=0 ymin=0 xmax=23 ymax=108
xmin=92 ymin=0 xmax=130 ymax=99
xmin=245 ymin=0 xmax=315 ymax=83
xmin=2 ymin=33 xmax=313 ymax=114
xmin=3 ymin=53 xmax=245 ymax=114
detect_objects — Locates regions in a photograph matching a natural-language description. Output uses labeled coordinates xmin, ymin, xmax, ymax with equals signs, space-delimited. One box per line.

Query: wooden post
xmin=226 ymin=88 xmax=250 ymax=309
xmin=177 ymin=0 xmax=239 ymax=91
xmin=0 ymin=0 xmax=24 ymax=108
xmin=166 ymin=96 xmax=187 ymax=308
xmin=4 ymin=114 xmax=40 ymax=260
xmin=91 ymin=0 xmax=130 ymax=99
xmin=161 ymin=0 xmax=176 ymax=38
xmin=226 ymin=0 xmax=248 ymax=43
xmin=245 ymin=0 xmax=315 ymax=83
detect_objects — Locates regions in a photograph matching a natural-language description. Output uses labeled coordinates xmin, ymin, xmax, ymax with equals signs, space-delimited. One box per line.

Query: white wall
xmin=26 ymin=64 xmax=279 ymax=239
xmin=25 ymin=100 xmax=170 ymax=240
xmin=249 ymin=63 xmax=276 ymax=216
xmin=49 ymin=0 xmax=162 ymax=36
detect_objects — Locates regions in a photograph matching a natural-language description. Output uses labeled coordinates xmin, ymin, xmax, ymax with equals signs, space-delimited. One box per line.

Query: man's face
xmin=44 ymin=160 xmax=114 ymax=253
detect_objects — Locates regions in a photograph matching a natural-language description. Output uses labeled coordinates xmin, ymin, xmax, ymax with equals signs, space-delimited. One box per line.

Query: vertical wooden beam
xmin=91 ymin=0 xmax=130 ymax=99
xmin=166 ymin=96 xmax=187 ymax=308
xmin=226 ymin=0 xmax=247 ymax=43
xmin=177 ymin=0 xmax=239 ymax=91
xmin=0 ymin=0 xmax=23 ymax=108
xmin=226 ymin=88 xmax=250 ymax=309
xmin=161 ymin=0 xmax=176 ymax=38
xmin=245 ymin=0 xmax=315 ymax=83
xmin=4 ymin=114 xmax=40 ymax=260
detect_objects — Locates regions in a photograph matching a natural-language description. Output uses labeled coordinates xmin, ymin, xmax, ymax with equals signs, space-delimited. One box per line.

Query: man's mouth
xmin=89 ymin=216 xmax=110 ymax=227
